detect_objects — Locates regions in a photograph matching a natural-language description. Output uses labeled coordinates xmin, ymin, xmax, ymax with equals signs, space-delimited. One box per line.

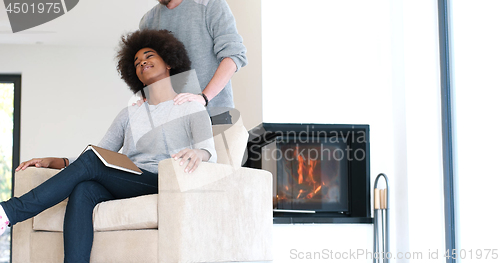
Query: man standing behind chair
xmin=140 ymin=0 xmax=248 ymax=124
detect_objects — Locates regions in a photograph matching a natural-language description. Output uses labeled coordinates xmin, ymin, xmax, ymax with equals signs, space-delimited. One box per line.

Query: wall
xmin=227 ymin=0 xmax=263 ymax=130
xmin=259 ymin=1 xmax=394 ymax=261
xmin=233 ymin=0 xmax=446 ymax=262
xmin=402 ymin=0 xmax=446 ymax=259
xmin=0 ymin=44 xmax=131 ymax=160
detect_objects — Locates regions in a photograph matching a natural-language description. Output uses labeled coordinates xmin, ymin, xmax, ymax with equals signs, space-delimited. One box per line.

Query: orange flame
xmin=280 ymin=146 xmax=332 ymax=202
xmin=306 ymin=185 xmax=322 ymax=199
xmin=297 ymin=151 xmax=304 ymax=184
xmin=297 ymin=189 xmax=304 ymax=199
xmin=307 ymin=159 xmax=318 ymax=185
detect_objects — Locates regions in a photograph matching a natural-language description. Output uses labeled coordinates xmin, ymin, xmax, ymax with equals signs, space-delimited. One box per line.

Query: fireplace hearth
xmin=245 ymin=123 xmax=372 ymax=224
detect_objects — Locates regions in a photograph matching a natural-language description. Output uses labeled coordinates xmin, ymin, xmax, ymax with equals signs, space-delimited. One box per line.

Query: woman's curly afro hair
xmin=116 ymin=29 xmax=191 ymax=93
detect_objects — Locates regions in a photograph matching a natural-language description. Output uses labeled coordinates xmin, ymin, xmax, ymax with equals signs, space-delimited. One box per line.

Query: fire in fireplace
xmin=263 ymin=139 xmax=349 ymax=212
xmin=245 ymin=123 xmax=372 ymax=224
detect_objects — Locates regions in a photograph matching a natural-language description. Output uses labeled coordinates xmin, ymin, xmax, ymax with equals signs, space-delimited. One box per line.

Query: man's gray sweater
xmin=139 ymin=0 xmax=248 ymax=115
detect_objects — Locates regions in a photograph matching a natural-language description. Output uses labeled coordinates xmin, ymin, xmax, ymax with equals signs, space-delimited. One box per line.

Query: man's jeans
xmin=210 ymin=111 xmax=232 ymax=124
xmin=1 ymin=150 xmax=158 ymax=263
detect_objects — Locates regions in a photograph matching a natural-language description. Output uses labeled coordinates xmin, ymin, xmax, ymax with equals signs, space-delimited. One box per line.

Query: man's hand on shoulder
xmin=173 ymin=93 xmax=206 ymax=106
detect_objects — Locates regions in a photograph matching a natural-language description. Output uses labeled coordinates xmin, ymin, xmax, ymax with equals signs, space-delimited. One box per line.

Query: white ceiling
xmin=0 ymin=0 xmax=157 ymax=47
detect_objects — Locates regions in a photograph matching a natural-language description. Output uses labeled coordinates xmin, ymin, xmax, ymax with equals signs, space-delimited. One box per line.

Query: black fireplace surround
xmin=244 ymin=123 xmax=372 ymax=224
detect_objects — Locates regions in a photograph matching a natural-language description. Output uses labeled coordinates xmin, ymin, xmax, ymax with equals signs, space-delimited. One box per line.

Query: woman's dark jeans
xmin=1 ymin=150 xmax=158 ymax=263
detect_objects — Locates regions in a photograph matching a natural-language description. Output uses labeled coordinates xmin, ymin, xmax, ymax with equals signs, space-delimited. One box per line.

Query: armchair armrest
xmin=158 ymin=159 xmax=273 ymax=262
xmin=12 ymin=167 xmax=62 ymax=263
xmin=14 ymin=167 xmax=61 ymax=196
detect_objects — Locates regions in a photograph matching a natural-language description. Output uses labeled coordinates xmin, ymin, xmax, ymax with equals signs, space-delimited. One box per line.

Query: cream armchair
xmin=12 ymin=118 xmax=273 ymax=263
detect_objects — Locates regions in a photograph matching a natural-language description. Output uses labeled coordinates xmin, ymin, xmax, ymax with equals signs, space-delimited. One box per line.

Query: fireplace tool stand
xmin=373 ymin=173 xmax=389 ymax=263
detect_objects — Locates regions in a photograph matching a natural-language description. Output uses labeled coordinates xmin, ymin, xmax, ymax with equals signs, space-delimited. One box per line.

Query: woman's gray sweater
xmin=96 ymin=100 xmax=217 ymax=174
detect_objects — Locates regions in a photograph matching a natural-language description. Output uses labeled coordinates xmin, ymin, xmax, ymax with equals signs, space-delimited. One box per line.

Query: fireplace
xmin=245 ymin=123 xmax=372 ymax=224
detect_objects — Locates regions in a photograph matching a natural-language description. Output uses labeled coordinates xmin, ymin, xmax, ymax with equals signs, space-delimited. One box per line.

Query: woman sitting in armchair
xmin=0 ymin=29 xmax=216 ymax=263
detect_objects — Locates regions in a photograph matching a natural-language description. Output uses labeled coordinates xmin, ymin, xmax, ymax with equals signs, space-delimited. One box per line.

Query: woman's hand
xmin=15 ymin=158 xmax=64 ymax=172
xmin=173 ymin=93 xmax=206 ymax=106
xmin=171 ymin=149 xmax=211 ymax=173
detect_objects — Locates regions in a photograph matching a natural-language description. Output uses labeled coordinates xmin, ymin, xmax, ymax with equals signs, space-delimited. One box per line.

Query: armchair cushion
xmin=32 ymin=184 xmax=158 ymax=232
xmin=92 ymin=194 xmax=158 ymax=231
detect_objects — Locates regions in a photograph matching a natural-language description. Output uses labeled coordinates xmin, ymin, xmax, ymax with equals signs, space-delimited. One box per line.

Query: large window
xmin=449 ymin=1 xmax=500 ymax=261
xmin=0 ymin=75 xmax=21 ymax=263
